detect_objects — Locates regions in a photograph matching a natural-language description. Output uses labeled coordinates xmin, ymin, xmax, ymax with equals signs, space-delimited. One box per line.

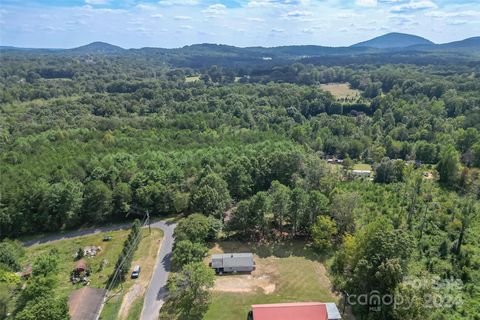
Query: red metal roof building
xmin=251 ymin=302 xmax=328 ymax=320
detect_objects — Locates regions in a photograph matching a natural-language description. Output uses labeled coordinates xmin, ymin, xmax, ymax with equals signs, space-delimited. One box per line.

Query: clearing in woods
xmin=203 ymin=241 xmax=346 ymax=320
xmin=320 ymin=83 xmax=361 ymax=100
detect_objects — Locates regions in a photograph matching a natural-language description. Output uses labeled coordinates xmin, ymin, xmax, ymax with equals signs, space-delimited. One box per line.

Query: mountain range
xmin=2 ymin=33 xmax=479 ymax=67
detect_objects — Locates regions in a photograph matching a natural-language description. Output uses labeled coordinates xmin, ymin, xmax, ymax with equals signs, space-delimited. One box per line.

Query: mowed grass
xmin=185 ymin=75 xmax=201 ymax=82
xmin=353 ymin=163 xmax=372 ymax=171
xmin=320 ymin=83 xmax=361 ymax=100
xmin=203 ymin=241 xmax=340 ymax=320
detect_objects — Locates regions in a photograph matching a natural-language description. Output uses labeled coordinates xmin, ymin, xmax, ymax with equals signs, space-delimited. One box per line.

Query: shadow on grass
xmin=210 ymin=239 xmax=331 ymax=263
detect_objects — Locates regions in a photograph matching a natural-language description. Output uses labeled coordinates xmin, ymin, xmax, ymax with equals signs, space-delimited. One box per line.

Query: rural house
xmin=211 ymin=253 xmax=255 ymax=274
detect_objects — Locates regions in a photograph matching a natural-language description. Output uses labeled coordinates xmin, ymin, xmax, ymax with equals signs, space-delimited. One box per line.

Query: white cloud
xmin=337 ymin=12 xmax=362 ymax=19
xmin=283 ymin=10 xmax=312 ymax=18
xmin=356 ymin=0 xmax=377 ymax=7
xmin=247 ymin=17 xmax=265 ymax=22
xmin=426 ymin=10 xmax=480 ymax=18
xmin=136 ymin=4 xmax=157 ymax=11
xmin=447 ymin=20 xmax=467 ymax=26
xmin=85 ymin=0 xmax=110 ymax=4
xmin=202 ymin=4 xmax=227 ymax=15
xmin=158 ymin=0 xmax=198 ymax=6
xmin=151 ymin=13 xmax=164 ymax=18
xmin=270 ymin=28 xmax=285 ymax=33
xmin=391 ymin=0 xmax=437 ymax=13
xmin=174 ymin=15 xmax=192 ymax=20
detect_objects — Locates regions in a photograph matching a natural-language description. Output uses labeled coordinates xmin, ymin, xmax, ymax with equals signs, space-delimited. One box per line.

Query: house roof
xmin=75 ymin=259 xmax=86 ymax=271
xmin=212 ymin=253 xmax=253 ymax=259
xmin=252 ymin=302 xmax=328 ymax=320
xmin=68 ymin=287 xmax=106 ymax=320
xmin=325 ymin=303 xmax=342 ymax=320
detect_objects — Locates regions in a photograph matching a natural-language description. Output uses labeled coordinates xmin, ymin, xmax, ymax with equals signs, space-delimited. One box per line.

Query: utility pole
xmin=146 ymin=210 xmax=151 ymax=234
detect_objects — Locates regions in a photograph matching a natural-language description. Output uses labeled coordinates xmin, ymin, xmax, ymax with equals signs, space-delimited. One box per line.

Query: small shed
xmin=74 ymin=259 xmax=87 ymax=273
xmin=211 ymin=253 xmax=255 ymax=274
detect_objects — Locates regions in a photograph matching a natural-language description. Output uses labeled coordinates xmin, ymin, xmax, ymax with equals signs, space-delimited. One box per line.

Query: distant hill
xmin=69 ymin=41 xmax=124 ymax=54
xmin=352 ymin=32 xmax=434 ymax=49
xmin=437 ymin=36 xmax=480 ymax=49
xmin=1 ymin=34 xmax=479 ymax=67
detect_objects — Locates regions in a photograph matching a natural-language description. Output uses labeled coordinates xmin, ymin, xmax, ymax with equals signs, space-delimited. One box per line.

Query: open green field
xmin=185 ymin=75 xmax=201 ymax=82
xmin=353 ymin=163 xmax=372 ymax=170
xmin=203 ymin=241 xmax=342 ymax=320
xmin=320 ymin=83 xmax=361 ymax=100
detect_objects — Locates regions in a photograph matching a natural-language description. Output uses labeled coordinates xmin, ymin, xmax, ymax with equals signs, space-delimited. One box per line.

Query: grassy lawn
xmin=203 ymin=241 xmax=341 ymax=320
xmin=353 ymin=163 xmax=372 ymax=171
xmin=320 ymin=83 xmax=361 ymax=100
xmin=101 ymin=228 xmax=163 ymax=320
xmin=24 ymin=229 xmax=131 ymax=298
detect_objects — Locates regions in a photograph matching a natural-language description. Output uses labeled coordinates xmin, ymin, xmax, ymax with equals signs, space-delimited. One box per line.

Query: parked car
xmin=103 ymin=236 xmax=112 ymax=241
xmin=131 ymin=265 xmax=141 ymax=279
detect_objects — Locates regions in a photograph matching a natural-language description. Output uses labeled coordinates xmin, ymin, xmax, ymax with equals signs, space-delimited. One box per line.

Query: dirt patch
xmin=118 ymin=283 xmax=143 ymax=318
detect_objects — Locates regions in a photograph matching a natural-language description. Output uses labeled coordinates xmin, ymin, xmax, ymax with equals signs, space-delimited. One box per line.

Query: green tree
xmin=374 ymin=158 xmax=405 ymax=184
xmin=112 ymin=182 xmax=132 ymax=219
xmin=82 ymin=180 xmax=112 ymax=222
xmin=269 ymin=181 xmax=291 ymax=233
xmin=224 ymin=159 xmax=253 ymax=200
xmin=174 ymin=214 xmax=213 ymax=243
xmin=15 ymin=296 xmax=69 ymax=320
xmin=190 ymin=173 xmax=231 ymax=219
xmin=436 ymin=145 xmax=460 ymax=186
xmin=455 ymin=197 xmax=478 ymax=254
xmin=329 ymin=192 xmax=358 ymax=235
xmin=334 ymin=218 xmax=414 ymax=318
xmin=172 ymin=240 xmax=208 ymax=269
xmin=289 ymin=188 xmax=308 ymax=235
xmin=306 ymin=190 xmax=329 ymax=226
xmin=311 ymin=216 xmax=337 ymax=253
xmin=227 ymin=200 xmax=253 ymax=238
xmin=165 ymin=262 xmax=215 ymax=320
xmin=0 ymin=239 xmax=25 ymax=271
xmin=32 ymin=250 xmax=59 ymax=277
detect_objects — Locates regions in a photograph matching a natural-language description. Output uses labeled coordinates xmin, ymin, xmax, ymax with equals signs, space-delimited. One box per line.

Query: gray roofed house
xmin=211 ymin=253 xmax=255 ymax=274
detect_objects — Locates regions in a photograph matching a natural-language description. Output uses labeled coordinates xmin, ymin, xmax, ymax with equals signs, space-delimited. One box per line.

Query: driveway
xmin=141 ymin=220 xmax=176 ymax=320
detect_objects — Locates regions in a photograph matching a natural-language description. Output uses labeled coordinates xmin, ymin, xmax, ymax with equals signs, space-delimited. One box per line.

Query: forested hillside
xmin=1 ymin=50 xmax=479 ymax=319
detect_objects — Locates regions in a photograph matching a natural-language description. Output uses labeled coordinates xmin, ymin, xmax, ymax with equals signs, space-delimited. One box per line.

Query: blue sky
xmin=0 ymin=0 xmax=479 ymax=48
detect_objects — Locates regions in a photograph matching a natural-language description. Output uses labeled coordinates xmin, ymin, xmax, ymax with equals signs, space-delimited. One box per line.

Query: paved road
xmin=23 ymin=223 xmax=132 ymax=247
xmin=141 ymin=220 xmax=176 ymax=320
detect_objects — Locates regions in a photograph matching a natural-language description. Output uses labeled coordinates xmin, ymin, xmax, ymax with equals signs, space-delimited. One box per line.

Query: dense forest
xmin=1 ymin=48 xmax=479 ymax=319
